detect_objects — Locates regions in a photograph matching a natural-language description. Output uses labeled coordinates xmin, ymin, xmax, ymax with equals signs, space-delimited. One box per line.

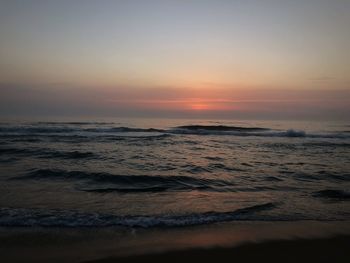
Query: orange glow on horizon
xmin=187 ymin=98 xmax=237 ymax=111
xmin=190 ymin=103 xmax=210 ymax=110
xmin=109 ymin=96 xmax=239 ymax=111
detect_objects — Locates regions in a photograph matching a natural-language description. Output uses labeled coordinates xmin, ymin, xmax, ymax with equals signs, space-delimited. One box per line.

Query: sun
xmin=190 ymin=103 xmax=210 ymax=110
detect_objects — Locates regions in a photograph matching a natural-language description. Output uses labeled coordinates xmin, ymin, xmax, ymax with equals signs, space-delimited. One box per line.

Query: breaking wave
xmin=0 ymin=123 xmax=349 ymax=139
xmin=175 ymin=125 xmax=269 ymax=132
xmin=0 ymin=203 xmax=276 ymax=227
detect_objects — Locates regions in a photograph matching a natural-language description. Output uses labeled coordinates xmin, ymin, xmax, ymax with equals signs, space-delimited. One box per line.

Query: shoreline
xmin=1 ymin=221 xmax=350 ymax=262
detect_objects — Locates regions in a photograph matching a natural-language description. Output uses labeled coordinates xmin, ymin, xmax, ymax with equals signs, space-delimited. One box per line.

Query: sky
xmin=0 ymin=0 xmax=349 ymax=120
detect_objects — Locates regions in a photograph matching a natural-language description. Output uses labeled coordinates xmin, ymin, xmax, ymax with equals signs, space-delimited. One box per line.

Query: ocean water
xmin=0 ymin=118 xmax=349 ymax=227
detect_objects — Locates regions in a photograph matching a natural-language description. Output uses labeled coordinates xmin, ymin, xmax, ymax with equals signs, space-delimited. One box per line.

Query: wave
xmin=1 ymin=124 xmax=349 ymax=139
xmin=0 ymin=147 xmax=96 ymax=159
xmin=0 ymin=126 xmax=78 ymax=133
xmin=313 ymin=189 xmax=350 ymax=200
xmin=172 ymin=125 xmax=306 ymax=137
xmin=81 ymin=186 xmax=173 ymax=193
xmin=170 ymin=127 xmax=348 ymax=139
xmin=85 ymin=127 xmax=165 ymax=133
xmin=106 ymin=133 xmax=172 ymax=141
xmin=303 ymin=142 xmax=350 ymax=148
xmin=12 ymin=169 xmax=235 ymax=193
xmin=293 ymin=171 xmax=350 ymax=182
xmin=0 ymin=203 xmax=276 ymax=227
xmin=264 ymin=141 xmax=350 ymax=151
xmin=0 ymin=126 xmax=164 ymax=134
xmin=48 ymin=151 xmax=96 ymax=159
xmin=175 ymin=125 xmax=269 ymax=132
xmin=0 ymin=147 xmax=32 ymax=155
xmin=284 ymin=129 xmax=305 ymax=137
xmin=262 ymin=130 xmax=347 ymax=139
xmin=34 ymin=121 xmax=115 ymax=125
xmin=207 ymin=163 xmax=245 ymax=172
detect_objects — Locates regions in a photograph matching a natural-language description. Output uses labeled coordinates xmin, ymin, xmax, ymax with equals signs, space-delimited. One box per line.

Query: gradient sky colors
xmin=0 ymin=0 xmax=349 ymax=119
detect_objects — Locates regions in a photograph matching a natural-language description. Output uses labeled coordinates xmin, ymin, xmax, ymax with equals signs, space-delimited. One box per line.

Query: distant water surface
xmin=0 ymin=118 xmax=349 ymax=227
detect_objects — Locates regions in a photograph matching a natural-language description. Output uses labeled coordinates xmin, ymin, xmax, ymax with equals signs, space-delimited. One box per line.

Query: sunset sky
xmin=0 ymin=0 xmax=349 ymax=120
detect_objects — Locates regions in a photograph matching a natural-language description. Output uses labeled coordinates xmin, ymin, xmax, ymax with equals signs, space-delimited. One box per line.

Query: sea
xmin=0 ymin=118 xmax=349 ymax=228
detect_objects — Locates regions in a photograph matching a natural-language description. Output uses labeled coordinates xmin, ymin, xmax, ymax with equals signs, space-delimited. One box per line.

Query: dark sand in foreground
xmin=1 ymin=221 xmax=350 ymax=263
xmin=87 ymin=235 xmax=350 ymax=263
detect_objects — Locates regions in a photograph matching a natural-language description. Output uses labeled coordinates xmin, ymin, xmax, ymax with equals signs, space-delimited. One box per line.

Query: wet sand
xmin=1 ymin=221 xmax=350 ymax=262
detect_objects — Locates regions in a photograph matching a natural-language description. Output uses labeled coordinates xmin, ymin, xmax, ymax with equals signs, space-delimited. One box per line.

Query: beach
xmin=1 ymin=221 xmax=350 ymax=262
xmin=2 ymin=1 xmax=350 ymax=262
xmin=1 ymin=120 xmax=350 ymax=262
